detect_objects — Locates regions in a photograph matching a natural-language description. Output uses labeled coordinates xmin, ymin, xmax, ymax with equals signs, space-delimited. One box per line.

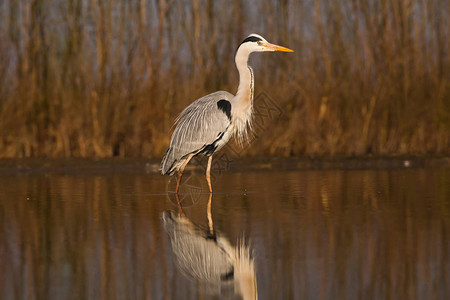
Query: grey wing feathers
xmin=160 ymin=91 xmax=233 ymax=175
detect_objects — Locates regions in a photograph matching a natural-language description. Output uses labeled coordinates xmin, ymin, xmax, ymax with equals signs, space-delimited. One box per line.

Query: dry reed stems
xmin=0 ymin=0 xmax=448 ymax=158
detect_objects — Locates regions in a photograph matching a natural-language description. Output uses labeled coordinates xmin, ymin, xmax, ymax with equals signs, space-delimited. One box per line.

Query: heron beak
xmin=264 ymin=42 xmax=294 ymax=52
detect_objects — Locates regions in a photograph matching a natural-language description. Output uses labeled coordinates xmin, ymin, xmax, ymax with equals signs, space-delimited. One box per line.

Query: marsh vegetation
xmin=0 ymin=0 xmax=448 ymax=158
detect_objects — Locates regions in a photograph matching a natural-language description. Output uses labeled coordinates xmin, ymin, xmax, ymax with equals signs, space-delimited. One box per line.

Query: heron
xmin=160 ymin=34 xmax=293 ymax=193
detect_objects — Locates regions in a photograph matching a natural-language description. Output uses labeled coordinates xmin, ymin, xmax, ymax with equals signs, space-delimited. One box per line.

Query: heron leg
xmin=206 ymin=155 xmax=213 ymax=193
xmin=207 ymin=193 xmax=213 ymax=234
xmin=175 ymin=154 xmax=194 ymax=194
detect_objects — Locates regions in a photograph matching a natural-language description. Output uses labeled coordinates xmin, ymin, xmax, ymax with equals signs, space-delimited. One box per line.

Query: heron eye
xmin=257 ymin=41 xmax=262 ymax=46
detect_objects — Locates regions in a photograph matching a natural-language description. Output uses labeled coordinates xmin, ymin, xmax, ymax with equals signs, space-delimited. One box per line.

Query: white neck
xmin=232 ymin=47 xmax=254 ymax=142
xmin=235 ymin=48 xmax=254 ymax=106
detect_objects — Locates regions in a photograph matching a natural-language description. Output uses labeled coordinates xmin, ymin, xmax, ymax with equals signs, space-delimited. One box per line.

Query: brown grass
xmin=0 ymin=0 xmax=448 ymax=158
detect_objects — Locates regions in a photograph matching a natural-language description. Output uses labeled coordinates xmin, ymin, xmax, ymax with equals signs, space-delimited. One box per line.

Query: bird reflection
xmin=162 ymin=194 xmax=257 ymax=299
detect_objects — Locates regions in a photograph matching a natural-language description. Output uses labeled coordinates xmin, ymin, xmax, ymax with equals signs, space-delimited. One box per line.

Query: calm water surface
xmin=0 ymin=162 xmax=449 ymax=300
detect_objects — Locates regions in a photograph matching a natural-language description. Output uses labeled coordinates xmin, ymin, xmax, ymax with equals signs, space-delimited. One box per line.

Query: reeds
xmin=0 ymin=0 xmax=448 ymax=158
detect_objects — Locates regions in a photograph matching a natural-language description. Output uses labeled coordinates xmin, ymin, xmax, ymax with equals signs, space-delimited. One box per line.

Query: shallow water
xmin=0 ymin=161 xmax=449 ymax=299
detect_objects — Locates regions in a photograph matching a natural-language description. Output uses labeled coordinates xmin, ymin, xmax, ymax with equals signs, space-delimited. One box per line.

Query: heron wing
xmin=160 ymin=91 xmax=233 ymax=175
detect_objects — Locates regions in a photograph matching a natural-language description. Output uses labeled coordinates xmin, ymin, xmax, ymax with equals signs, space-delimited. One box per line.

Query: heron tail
xmin=160 ymin=147 xmax=176 ymax=175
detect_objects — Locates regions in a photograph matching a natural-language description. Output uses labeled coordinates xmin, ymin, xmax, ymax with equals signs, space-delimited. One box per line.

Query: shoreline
xmin=0 ymin=156 xmax=449 ymax=175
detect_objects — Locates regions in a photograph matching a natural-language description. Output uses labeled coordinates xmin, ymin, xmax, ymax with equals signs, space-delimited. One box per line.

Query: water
xmin=0 ymin=161 xmax=449 ymax=299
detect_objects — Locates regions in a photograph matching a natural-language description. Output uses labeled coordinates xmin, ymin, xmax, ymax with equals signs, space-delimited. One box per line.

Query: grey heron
xmin=160 ymin=34 xmax=293 ymax=193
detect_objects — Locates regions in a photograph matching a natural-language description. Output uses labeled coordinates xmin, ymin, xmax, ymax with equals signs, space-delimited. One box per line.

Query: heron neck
xmin=235 ymin=50 xmax=254 ymax=107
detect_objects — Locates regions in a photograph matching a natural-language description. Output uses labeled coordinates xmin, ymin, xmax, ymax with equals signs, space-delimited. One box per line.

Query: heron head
xmin=238 ymin=33 xmax=294 ymax=53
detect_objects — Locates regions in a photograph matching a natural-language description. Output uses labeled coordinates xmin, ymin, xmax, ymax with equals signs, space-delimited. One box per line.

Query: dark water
xmin=0 ymin=162 xmax=449 ymax=300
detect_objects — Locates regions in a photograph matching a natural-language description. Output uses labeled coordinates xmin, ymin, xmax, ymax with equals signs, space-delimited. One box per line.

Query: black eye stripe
xmin=240 ymin=36 xmax=262 ymax=45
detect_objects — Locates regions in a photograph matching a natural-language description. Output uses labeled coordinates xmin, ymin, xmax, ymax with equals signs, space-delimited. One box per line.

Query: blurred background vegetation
xmin=0 ymin=0 xmax=448 ymax=158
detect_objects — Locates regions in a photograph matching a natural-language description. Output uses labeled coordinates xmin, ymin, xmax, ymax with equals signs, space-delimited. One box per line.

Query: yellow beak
xmin=264 ymin=42 xmax=294 ymax=52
